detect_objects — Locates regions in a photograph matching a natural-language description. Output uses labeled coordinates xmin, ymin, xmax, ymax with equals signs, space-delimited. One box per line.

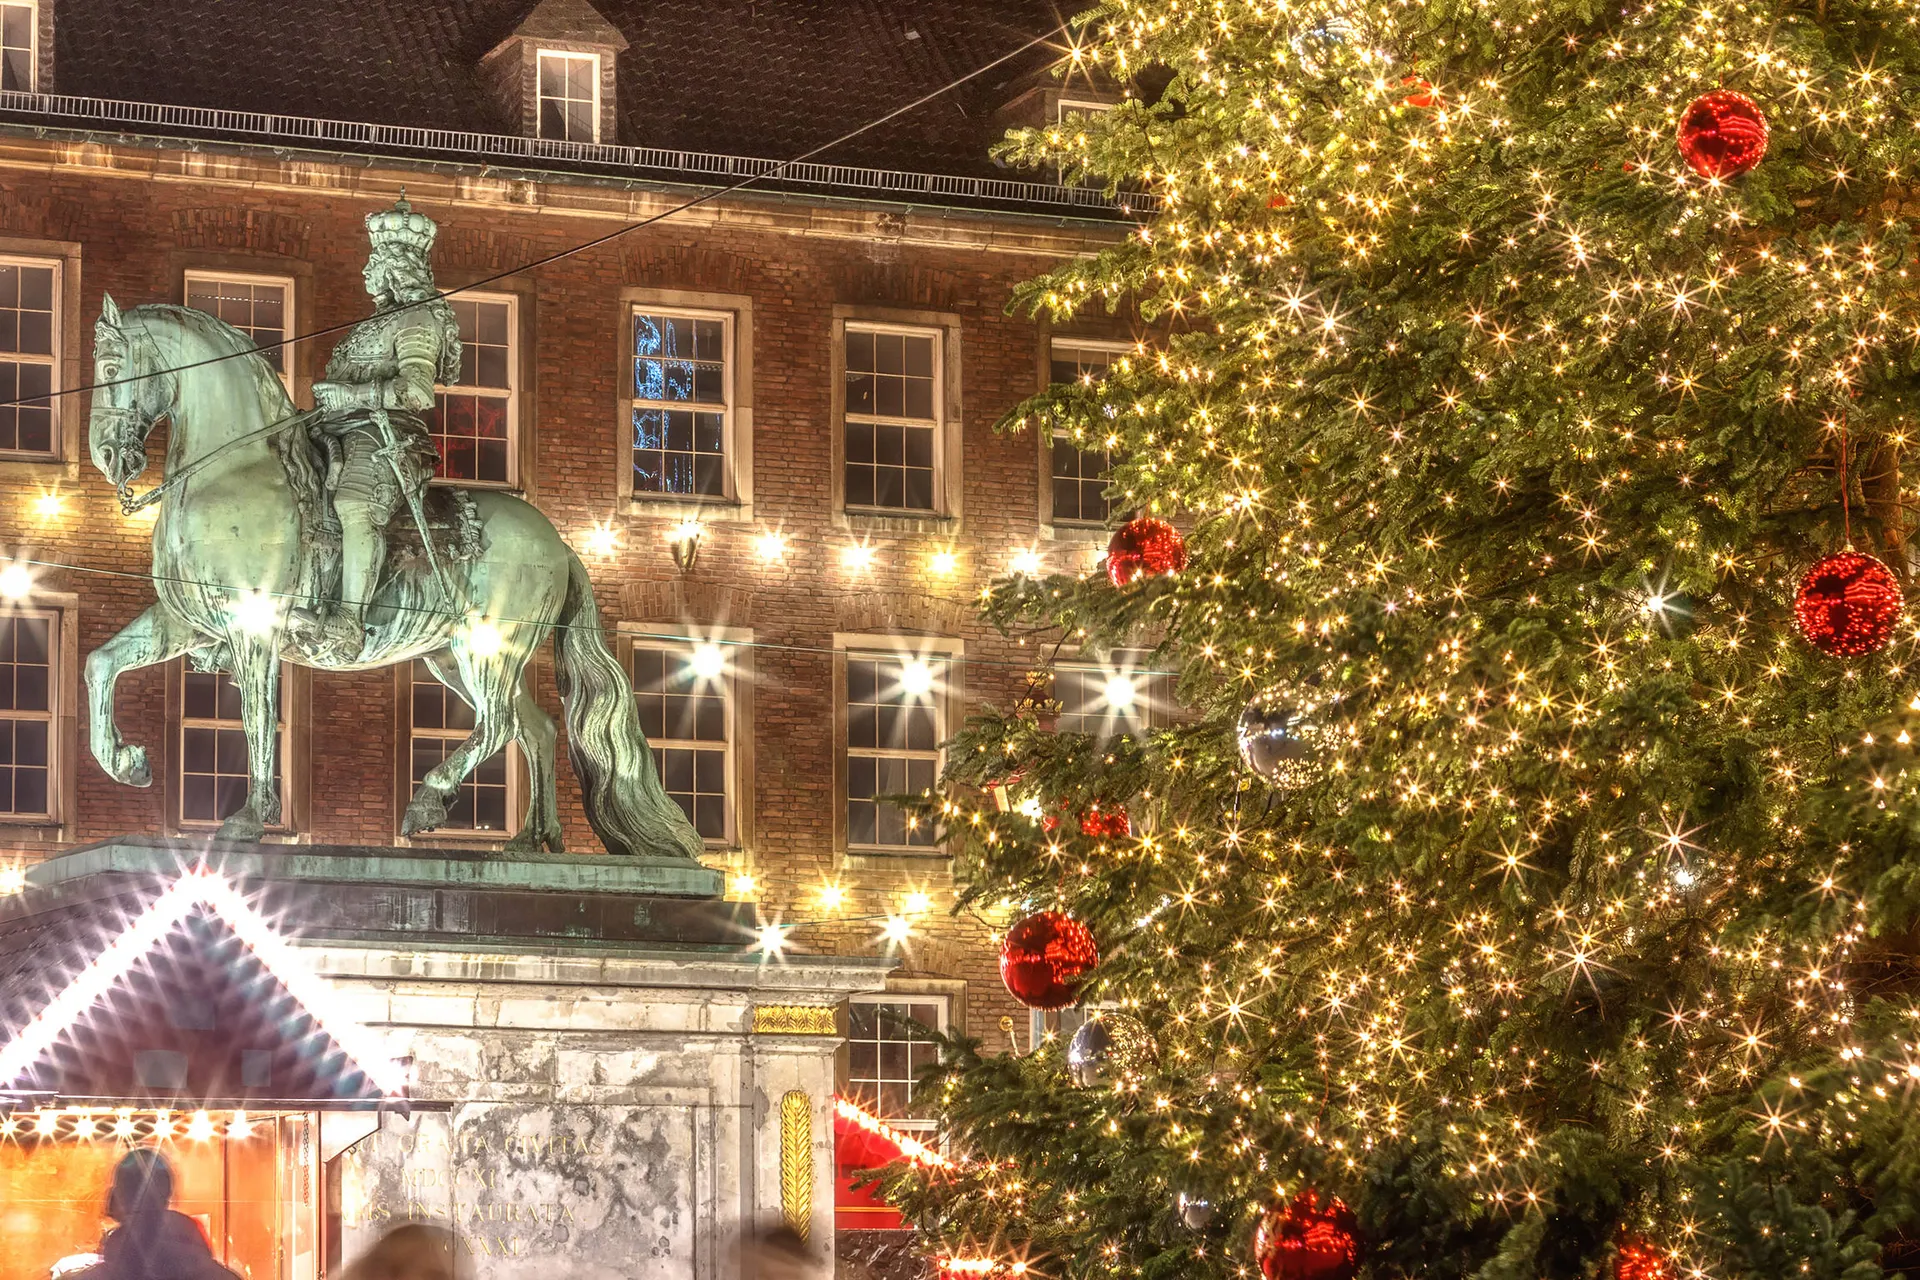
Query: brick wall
xmin=0 ymin=137 xmax=1130 ymax=1058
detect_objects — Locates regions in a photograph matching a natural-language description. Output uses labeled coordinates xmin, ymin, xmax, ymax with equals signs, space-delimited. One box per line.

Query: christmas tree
xmin=887 ymin=2 xmax=1920 ymax=1277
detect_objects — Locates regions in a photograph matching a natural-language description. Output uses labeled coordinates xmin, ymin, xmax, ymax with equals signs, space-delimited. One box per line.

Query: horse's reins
xmin=104 ymin=319 xmax=316 ymax=515
xmin=113 ymin=408 xmax=317 ymax=515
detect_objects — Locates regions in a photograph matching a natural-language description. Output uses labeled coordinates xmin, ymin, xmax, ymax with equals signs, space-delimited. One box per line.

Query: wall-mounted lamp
xmin=667 ymin=520 xmax=703 ymax=572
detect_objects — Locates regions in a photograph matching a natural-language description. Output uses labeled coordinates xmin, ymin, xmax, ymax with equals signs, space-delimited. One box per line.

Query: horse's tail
xmin=553 ymin=552 xmax=706 ymax=862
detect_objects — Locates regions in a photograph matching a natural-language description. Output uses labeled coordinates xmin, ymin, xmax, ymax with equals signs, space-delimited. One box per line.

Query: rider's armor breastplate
xmin=324 ymin=306 xmax=418 ymax=385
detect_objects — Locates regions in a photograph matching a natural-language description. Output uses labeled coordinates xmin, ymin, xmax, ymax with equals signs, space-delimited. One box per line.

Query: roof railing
xmin=0 ymin=89 xmax=1160 ymax=218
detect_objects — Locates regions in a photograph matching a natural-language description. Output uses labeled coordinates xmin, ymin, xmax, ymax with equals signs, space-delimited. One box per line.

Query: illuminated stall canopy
xmin=0 ymin=868 xmax=404 ymax=1111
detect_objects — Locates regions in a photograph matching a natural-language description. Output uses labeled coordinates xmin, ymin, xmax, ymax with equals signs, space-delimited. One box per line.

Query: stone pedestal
xmin=15 ymin=838 xmax=893 ymax=1280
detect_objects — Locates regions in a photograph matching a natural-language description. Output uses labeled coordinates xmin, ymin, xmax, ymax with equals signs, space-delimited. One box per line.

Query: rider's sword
xmin=369 ymin=407 xmax=457 ymax=608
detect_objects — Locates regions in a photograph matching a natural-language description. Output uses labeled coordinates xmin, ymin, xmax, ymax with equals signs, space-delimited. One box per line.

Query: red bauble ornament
xmin=1676 ymin=90 xmax=1768 ymax=179
xmin=1400 ymin=76 xmax=1438 ymax=109
xmin=1254 ymin=1191 xmax=1362 ymax=1280
xmin=999 ymin=911 xmax=1099 ymax=1010
xmin=1614 ymin=1238 xmax=1674 ymax=1280
xmin=1793 ymin=550 xmax=1903 ymax=657
xmin=1106 ymin=518 xmax=1187 ymax=588
xmin=1078 ymin=805 xmax=1131 ymax=839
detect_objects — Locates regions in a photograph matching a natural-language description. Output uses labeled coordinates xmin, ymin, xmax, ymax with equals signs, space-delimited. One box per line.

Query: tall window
xmin=844 ymin=326 xmax=939 ymax=512
xmin=185 ymin=273 xmax=292 ymax=389
xmin=1054 ymin=652 xmax=1171 ymax=736
xmin=0 ymin=259 xmax=55 ymax=455
xmin=847 ymin=996 xmax=948 ymax=1127
xmin=0 ymin=4 xmax=33 ymax=93
xmin=430 ymin=295 xmax=516 ymax=486
xmin=537 ymin=51 xmax=599 ymax=142
xmin=1048 ymin=341 xmax=1127 ymax=527
xmin=408 ymin=660 xmax=511 ymax=834
xmin=0 ymin=611 xmax=51 ymax=818
xmin=845 ymin=652 xmax=945 ymax=851
xmin=181 ymin=669 xmax=284 ymax=825
xmin=631 ymin=643 xmax=731 ymax=843
xmin=631 ymin=310 xmax=728 ymax=499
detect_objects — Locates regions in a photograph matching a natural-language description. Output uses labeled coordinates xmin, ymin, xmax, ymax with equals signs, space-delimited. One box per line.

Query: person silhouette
xmin=73 ymin=1150 xmax=242 ymax=1280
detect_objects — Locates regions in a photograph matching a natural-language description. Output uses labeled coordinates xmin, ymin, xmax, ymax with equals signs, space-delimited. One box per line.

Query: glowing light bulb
xmin=1010 ymin=548 xmax=1044 ymax=576
xmin=900 ymin=660 xmax=936 ymax=697
xmin=929 ymin=549 xmax=959 ymax=577
xmin=32 ymin=1110 xmax=56 ymax=1136
xmin=882 ymin=915 xmax=913 ymax=945
xmin=1644 ymin=593 xmax=1667 ymax=615
xmin=187 ymin=1111 xmax=216 ymax=1142
xmin=582 ymin=523 xmax=619 ymax=557
xmin=730 ymin=872 xmax=756 ymax=898
xmin=1104 ymin=674 xmax=1138 ymax=710
xmin=818 ymin=884 xmax=847 ymax=911
xmin=229 ymin=589 xmax=280 ymax=637
xmin=0 ymin=563 xmax=33 ymax=601
xmin=228 ymin=1111 xmax=252 ymax=1139
xmin=756 ymin=531 xmax=788 ymax=562
xmin=757 ymin=924 xmax=787 ymax=955
xmin=0 ymin=867 xmax=23 ymax=895
xmin=903 ymin=890 xmax=933 ymax=915
xmin=465 ymin=614 xmax=505 ymax=658
xmin=690 ymin=643 xmax=726 ymax=681
xmin=31 ymin=493 xmax=62 ymax=519
xmin=113 ymin=1112 xmax=134 ymax=1139
xmin=842 ymin=544 xmax=877 ymax=572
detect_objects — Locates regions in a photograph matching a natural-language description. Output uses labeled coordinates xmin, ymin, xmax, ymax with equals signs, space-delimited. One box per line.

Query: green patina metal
xmin=82 ymin=198 xmax=706 ymax=867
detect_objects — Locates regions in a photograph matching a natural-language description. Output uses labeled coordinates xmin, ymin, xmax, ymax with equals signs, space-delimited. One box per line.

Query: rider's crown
xmin=365 ymin=195 xmax=436 ymax=257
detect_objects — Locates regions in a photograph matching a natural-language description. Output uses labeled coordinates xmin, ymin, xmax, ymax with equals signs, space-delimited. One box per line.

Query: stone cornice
xmin=0 ymin=129 xmax=1129 ymax=259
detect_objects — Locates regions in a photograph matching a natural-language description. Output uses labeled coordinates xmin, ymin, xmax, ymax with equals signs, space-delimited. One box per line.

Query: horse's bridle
xmin=96 ymin=320 xmax=169 ymax=515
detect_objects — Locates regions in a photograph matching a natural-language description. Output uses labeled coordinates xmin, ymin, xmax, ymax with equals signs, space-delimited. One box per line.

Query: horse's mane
xmin=130 ymin=302 xmax=286 ymax=385
xmin=126 ymin=302 xmax=323 ymax=504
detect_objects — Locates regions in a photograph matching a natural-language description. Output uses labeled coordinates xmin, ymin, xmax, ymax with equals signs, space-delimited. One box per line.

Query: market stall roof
xmin=0 ymin=869 xmax=406 ymax=1111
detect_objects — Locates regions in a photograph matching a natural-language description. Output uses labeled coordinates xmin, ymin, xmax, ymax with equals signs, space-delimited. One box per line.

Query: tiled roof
xmin=53 ymin=0 xmax=1075 ymax=180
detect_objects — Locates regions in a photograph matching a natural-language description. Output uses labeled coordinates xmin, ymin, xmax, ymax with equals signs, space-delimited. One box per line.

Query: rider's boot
xmin=291 ymin=510 xmax=380 ymax=661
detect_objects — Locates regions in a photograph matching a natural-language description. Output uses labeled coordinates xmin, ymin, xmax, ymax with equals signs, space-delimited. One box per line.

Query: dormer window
xmin=1 ymin=3 xmax=36 ymax=92
xmin=478 ymin=0 xmax=627 ymax=146
xmin=537 ymin=50 xmax=599 ymax=142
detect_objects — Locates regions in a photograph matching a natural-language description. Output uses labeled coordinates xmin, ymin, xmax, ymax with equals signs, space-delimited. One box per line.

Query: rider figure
xmin=291 ymin=197 xmax=463 ymax=661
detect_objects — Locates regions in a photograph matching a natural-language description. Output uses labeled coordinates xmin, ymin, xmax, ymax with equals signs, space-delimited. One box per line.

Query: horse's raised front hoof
xmin=108 ymin=744 xmax=152 ymax=788
xmin=217 ymin=807 xmax=265 ymax=843
xmin=402 ymin=791 xmax=449 ymax=837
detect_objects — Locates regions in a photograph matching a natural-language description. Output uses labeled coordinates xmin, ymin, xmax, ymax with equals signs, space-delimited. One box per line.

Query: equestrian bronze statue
xmin=83 ymin=198 xmax=704 ymax=861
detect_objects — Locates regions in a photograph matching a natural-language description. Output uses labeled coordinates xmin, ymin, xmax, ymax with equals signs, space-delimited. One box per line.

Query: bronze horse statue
xmin=83 ymin=296 xmax=704 ymax=861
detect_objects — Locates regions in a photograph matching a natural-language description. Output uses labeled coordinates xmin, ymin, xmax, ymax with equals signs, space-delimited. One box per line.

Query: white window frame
xmin=0 ymin=605 xmax=56 ymax=822
xmin=837 ymin=635 xmax=961 ymax=856
xmin=183 ymin=271 xmax=296 ymax=396
xmin=403 ymin=660 xmax=523 ymax=839
xmin=1045 ymin=338 xmax=1132 ymax=530
xmin=846 ymin=993 xmax=950 ymax=1132
xmin=627 ymin=303 xmax=735 ymax=504
xmin=842 ymin=322 xmax=945 ymax=517
xmin=536 ymin=49 xmax=602 ymax=143
xmin=0 ymin=3 xmax=36 ymax=94
xmin=1054 ymin=97 xmax=1116 ymax=125
xmin=628 ymin=632 xmax=740 ymax=849
xmin=431 ymin=291 xmax=519 ymax=489
xmin=1052 ymin=647 xmax=1172 ymax=737
xmin=176 ymin=664 xmax=291 ymax=831
xmin=0 ymin=253 xmax=59 ymax=459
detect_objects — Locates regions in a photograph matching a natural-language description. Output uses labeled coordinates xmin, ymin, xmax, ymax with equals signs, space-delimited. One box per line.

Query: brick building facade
xmin=0 ymin=0 xmax=1146 ymax=1195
